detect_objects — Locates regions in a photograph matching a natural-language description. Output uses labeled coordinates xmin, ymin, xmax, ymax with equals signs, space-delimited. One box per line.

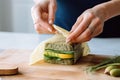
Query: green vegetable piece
xmin=86 ymin=56 xmax=120 ymax=72
xmin=45 ymin=49 xmax=74 ymax=54
xmin=104 ymin=65 xmax=118 ymax=74
xmin=110 ymin=69 xmax=120 ymax=77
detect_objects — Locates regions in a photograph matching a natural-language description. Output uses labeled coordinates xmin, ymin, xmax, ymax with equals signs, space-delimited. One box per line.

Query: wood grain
xmin=0 ymin=49 xmax=119 ymax=80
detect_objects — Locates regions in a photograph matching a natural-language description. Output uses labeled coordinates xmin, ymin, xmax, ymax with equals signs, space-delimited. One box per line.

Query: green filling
xmin=44 ymin=51 xmax=59 ymax=58
xmin=44 ymin=54 xmax=73 ymax=60
xmin=45 ymin=49 xmax=74 ymax=54
xmin=44 ymin=55 xmax=74 ymax=65
xmin=44 ymin=50 xmax=74 ymax=59
xmin=44 ymin=54 xmax=59 ymax=60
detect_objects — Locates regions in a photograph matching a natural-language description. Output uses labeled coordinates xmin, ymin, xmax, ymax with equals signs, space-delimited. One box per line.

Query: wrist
xmin=92 ymin=0 xmax=120 ymax=21
xmin=91 ymin=4 xmax=107 ymax=22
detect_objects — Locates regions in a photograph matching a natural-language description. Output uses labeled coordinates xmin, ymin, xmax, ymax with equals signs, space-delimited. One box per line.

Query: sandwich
xmin=44 ymin=34 xmax=89 ymax=65
xmin=29 ymin=25 xmax=90 ymax=65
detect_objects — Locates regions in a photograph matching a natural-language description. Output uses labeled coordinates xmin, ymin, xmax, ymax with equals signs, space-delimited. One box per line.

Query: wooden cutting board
xmin=0 ymin=49 xmax=120 ymax=80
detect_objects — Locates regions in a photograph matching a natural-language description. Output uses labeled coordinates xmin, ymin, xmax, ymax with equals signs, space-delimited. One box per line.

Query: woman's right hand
xmin=31 ymin=0 xmax=57 ymax=34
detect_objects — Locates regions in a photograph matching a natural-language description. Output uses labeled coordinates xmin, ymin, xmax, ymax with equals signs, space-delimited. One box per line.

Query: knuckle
xmin=88 ymin=12 xmax=94 ymax=18
xmin=77 ymin=16 xmax=81 ymax=21
xmin=90 ymin=13 xmax=95 ymax=19
xmin=85 ymin=10 xmax=95 ymax=18
xmin=96 ymin=17 xmax=102 ymax=24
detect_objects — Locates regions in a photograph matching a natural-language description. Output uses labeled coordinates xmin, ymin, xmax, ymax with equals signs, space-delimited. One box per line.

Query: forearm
xmin=92 ymin=0 xmax=120 ymax=21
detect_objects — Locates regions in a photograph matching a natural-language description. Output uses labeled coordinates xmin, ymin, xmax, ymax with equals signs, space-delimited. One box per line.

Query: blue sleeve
xmin=54 ymin=0 xmax=109 ymax=31
xmin=54 ymin=0 xmax=120 ymax=37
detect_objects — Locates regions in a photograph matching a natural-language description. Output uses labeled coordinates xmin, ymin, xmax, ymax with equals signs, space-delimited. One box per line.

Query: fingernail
xmin=48 ymin=28 xmax=52 ymax=32
xmin=49 ymin=20 xmax=53 ymax=24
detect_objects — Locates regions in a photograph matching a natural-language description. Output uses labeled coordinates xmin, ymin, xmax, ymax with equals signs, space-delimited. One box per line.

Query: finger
xmin=88 ymin=17 xmax=102 ymax=37
xmin=49 ymin=0 xmax=57 ymax=24
xmin=92 ymin=24 xmax=103 ymax=37
xmin=67 ymin=13 xmax=93 ymax=42
xmin=71 ymin=26 xmax=93 ymax=43
xmin=71 ymin=17 xmax=102 ymax=43
xmin=32 ymin=4 xmax=42 ymax=22
xmin=34 ymin=23 xmax=55 ymax=34
xmin=70 ymin=16 xmax=83 ymax=33
xmin=40 ymin=12 xmax=56 ymax=32
xmin=31 ymin=6 xmax=38 ymax=24
xmin=33 ymin=5 xmax=55 ymax=32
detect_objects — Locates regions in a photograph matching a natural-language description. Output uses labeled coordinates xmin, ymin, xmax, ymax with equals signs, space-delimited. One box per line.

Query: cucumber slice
xmin=44 ymin=54 xmax=58 ymax=60
xmin=44 ymin=50 xmax=74 ymax=59
xmin=45 ymin=49 xmax=74 ymax=54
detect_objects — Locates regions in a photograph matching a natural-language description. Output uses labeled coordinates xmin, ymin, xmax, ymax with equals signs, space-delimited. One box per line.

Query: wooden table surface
xmin=0 ymin=49 xmax=120 ymax=80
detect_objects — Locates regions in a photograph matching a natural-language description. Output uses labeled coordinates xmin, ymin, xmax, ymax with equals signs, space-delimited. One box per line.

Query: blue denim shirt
xmin=54 ymin=0 xmax=120 ymax=37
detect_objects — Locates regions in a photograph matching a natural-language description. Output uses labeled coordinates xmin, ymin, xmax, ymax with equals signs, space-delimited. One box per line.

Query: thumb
xmin=48 ymin=0 xmax=57 ymax=24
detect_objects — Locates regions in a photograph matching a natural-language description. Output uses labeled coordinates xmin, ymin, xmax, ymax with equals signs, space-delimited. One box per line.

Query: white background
xmin=0 ymin=0 xmax=35 ymax=33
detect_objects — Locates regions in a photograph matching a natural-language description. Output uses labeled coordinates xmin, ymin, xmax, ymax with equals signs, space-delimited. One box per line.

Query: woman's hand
xmin=31 ymin=0 xmax=57 ymax=34
xmin=67 ymin=0 xmax=120 ymax=43
xmin=66 ymin=8 xmax=105 ymax=43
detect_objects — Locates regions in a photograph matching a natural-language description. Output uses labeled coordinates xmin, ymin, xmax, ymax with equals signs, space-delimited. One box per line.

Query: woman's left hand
xmin=66 ymin=8 xmax=106 ymax=43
